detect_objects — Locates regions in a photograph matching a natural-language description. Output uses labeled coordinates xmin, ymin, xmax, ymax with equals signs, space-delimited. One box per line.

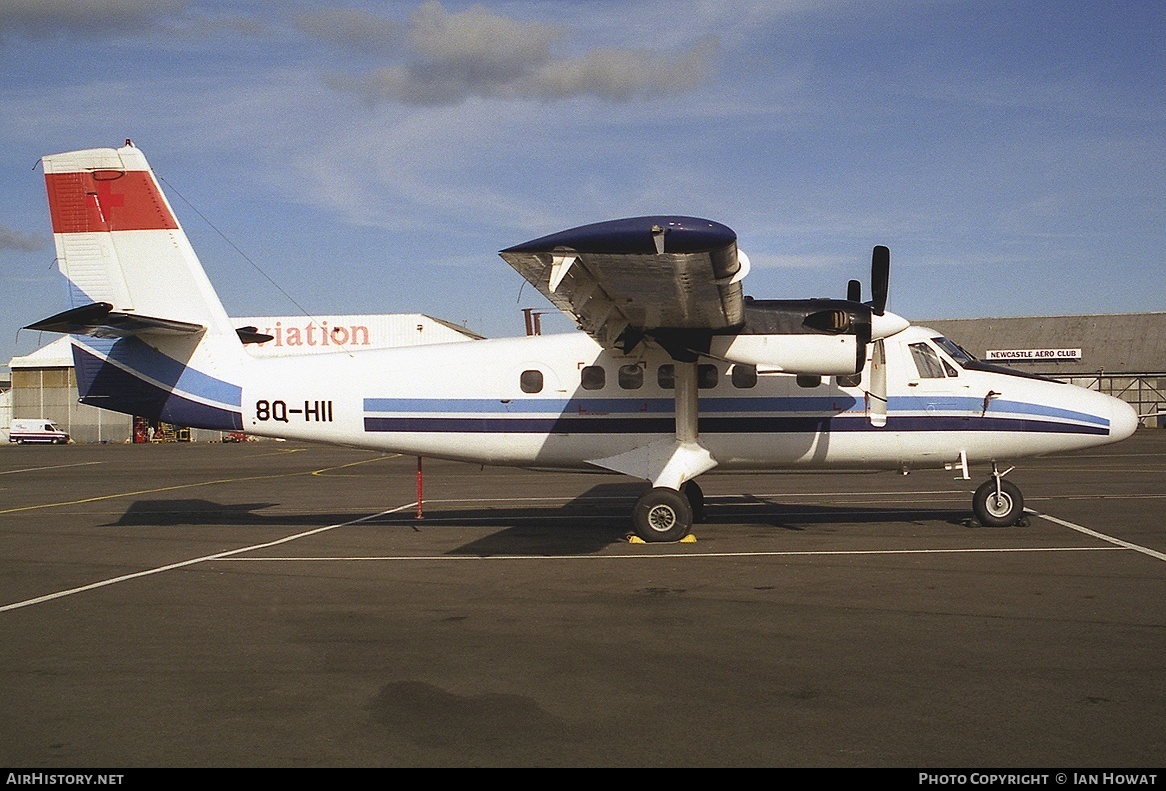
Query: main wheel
xmin=682 ymin=480 xmax=705 ymax=523
xmin=972 ymin=479 xmax=1025 ymax=526
xmin=632 ymin=487 xmax=693 ymax=542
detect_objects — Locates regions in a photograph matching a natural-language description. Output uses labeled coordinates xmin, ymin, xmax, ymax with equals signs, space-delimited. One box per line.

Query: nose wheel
xmin=972 ymin=464 xmax=1026 ymax=526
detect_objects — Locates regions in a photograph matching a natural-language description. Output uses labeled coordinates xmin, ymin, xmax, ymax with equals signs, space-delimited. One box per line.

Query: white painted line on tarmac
xmin=356 ymin=506 xmax=972 ymax=524
xmin=418 ymin=490 xmax=971 ymax=505
xmin=0 ymin=502 xmax=417 ymax=614
xmin=0 ymin=461 xmax=102 ymax=476
xmin=1031 ymin=510 xmax=1166 ymax=563
xmin=219 ymin=546 xmax=1125 ymax=562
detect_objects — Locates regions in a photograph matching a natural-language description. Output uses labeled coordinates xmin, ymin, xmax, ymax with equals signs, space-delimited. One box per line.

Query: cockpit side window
xmin=908 ymin=342 xmax=947 ymax=379
xmin=932 ymin=336 xmax=976 ymax=367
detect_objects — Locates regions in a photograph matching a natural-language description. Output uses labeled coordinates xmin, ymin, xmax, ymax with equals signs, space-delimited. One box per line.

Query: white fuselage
xmin=236 ymin=325 xmax=1137 ymax=475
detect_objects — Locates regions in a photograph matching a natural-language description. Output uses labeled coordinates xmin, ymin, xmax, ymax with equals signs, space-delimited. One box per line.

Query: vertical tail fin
xmin=38 ymin=143 xmax=245 ymax=430
xmin=42 ymin=142 xmax=236 ymax=338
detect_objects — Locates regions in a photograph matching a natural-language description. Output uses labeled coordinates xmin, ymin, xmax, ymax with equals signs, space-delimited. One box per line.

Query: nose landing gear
xmin=971 ymin=462 xmax=1027 ymax=527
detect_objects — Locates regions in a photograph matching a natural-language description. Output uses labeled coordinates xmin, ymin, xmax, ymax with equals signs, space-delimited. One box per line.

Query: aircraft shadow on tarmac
xmin=107 ymin=480 xmax=971 ymax=556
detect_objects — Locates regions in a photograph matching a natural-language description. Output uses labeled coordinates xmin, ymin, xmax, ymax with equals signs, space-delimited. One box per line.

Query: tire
xmin=682 ymin=480 xmax=705 ymax=523
xmin=632 ymin=487 xmax=693 ymax=542
xmin=972 ymin=479 xmax=1025 ymax=527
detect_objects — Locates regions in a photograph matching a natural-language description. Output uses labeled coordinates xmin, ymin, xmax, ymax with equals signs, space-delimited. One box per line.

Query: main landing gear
xmin=971 ymin=462 xmax=1026 ymax=527
xmin=631 ymin=481 xmax=705 ymax=543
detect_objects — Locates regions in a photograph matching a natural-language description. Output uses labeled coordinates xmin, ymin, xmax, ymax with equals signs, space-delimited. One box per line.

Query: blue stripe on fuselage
xmin=362 ymin=395 xmax=1107 ymax=433
xmin=362 ymin=414 xmax=1107 ymax=435
xmin=363 ymin=396 xmax=862 ymax=415
xmin=891 ymin=395 xmax=1108 ymax=427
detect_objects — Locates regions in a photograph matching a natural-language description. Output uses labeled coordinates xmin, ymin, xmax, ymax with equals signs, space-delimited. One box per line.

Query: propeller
xmin=841 ymin=245 xmax=898 ymax=424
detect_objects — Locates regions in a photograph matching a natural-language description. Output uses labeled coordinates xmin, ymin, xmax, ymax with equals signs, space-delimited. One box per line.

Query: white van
xmin=9 ymin=419 xmax=71 ymax=445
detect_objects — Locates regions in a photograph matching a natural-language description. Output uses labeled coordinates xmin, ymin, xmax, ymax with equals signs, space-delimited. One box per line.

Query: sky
xmin=1 ymin=0 xmax=1163 ymax=371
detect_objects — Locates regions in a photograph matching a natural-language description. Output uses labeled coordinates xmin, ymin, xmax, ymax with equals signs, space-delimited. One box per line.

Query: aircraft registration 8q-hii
xmin=26 ymin=143 xmax=1138 ymax=542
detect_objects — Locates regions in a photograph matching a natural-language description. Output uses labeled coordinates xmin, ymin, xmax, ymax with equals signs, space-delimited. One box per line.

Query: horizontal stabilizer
xmin=24 ymin=302 xmax=204 ymax=338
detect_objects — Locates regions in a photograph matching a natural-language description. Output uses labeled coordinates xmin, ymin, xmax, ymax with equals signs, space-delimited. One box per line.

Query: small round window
xmin=618 ymin=364 xmax=644 ymax=389
xmin=581 ymin=365 xmax=605 ymax=390
xmin=520 ymin=369 xmax=543 ymax=394
xmin=731 ymin=364 xmax=758 ymax=389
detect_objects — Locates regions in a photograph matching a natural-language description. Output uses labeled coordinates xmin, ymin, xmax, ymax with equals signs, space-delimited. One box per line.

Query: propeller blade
xmin=847 ymin=279 xmax=862 ymax=302
xmin=870 ymin=245 xmax=889 ymax=316
xmin=854 ymin=306 xmax=872 ymax=373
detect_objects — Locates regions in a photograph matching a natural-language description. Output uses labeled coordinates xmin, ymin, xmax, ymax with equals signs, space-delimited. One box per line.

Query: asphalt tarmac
xmin=1 ymin=432 xmax=1164 ymax=767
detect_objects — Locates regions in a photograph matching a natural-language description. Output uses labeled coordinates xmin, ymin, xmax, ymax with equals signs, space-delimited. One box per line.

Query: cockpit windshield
xmin=932 ymin=336 xmax=977 ymax=367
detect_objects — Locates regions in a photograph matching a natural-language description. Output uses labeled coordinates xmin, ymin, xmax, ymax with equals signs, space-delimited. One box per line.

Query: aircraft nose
xmin=1109 ymin=395 xmax=1139 ymax=441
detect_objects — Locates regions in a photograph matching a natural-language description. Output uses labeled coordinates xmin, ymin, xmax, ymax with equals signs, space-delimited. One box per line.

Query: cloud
xmin=0 ymin=0 xmax=186 ymax=36
xmin=294 ymin=7 xmax=404 ymax=56
xmin=319 ymin=1 xmax=718 ymax=105
xmin=0 ymin=225 xmax=47 ymax=252
xmin=525 ymin=39 xmax=719 ymax=101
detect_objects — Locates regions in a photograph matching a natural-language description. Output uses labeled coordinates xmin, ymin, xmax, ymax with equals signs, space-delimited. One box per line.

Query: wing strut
xmin=868 ymin=339 xmax=888 ymax=427
xmin=585 ymin=361 xmax=718 ymax=488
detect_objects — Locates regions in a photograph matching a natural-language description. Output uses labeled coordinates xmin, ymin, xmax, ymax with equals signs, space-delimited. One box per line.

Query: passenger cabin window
xmin=618 ymin=364 xmax=644 ymax=390
xmin=731 ymin=364 xmax=758 ymax=389
xmin=796 ymin=374 xmax=822 ymax=388
xmin=520 ymin=369 xmax=543 ymax=393
xmin=837 ymin=373 xmax=862 ymax=388
xmin=909 ymin=343 xmax=947 ymax=379
xmin=656 ymin=364 xmax=719 ymax=389
xmin=581 ymin=365 xmax=605 ymax=390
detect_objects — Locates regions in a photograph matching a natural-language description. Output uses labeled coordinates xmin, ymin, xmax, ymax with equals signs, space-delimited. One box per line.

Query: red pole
xmin=415 ymin=456 xmax=424 ymax=520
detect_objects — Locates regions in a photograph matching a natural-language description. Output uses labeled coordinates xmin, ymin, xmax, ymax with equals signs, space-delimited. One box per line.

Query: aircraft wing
xmin=500 ymin=216 xmax=749 ymax=349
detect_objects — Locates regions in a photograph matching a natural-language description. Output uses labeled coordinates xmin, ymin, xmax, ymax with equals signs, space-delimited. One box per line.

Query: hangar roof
xmin=919 ymin=313 xmax=1166 ymax=376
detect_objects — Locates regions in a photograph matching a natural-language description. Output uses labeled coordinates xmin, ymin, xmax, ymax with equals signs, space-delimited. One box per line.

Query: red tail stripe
xmin=45 ymin=170 xmax=179 ymax=234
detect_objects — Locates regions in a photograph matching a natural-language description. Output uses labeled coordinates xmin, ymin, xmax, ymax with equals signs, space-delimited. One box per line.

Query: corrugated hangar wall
xmin=10 ymin=364 xmax=132 ymax=444
xmin=922 ymin=313 xmax=1166 ymax=425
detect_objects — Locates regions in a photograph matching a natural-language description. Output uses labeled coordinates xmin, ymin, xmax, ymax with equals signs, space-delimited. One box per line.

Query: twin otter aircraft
xmin=28 ymin=143 xmax=1138 ymax=542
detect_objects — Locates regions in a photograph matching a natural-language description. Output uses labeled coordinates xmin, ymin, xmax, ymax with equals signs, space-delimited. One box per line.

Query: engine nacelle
xmin=711 ymin=333 xmax=862 ymax=376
